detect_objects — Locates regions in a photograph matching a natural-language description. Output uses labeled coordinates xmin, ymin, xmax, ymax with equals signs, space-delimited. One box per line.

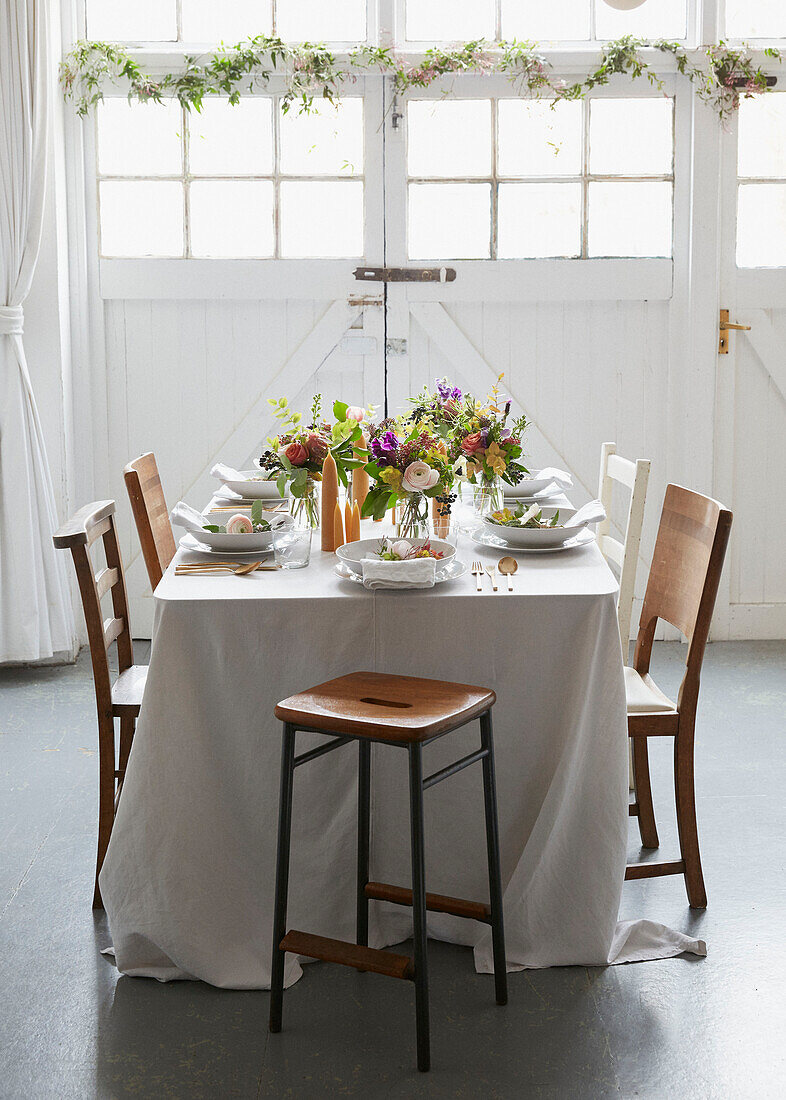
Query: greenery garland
xmin=60 ymin=35 xmax=780 ymax=122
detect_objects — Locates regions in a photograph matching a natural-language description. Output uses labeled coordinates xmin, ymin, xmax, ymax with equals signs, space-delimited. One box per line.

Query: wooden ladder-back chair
xmin=626 ymin=484 xmax=732 ymax=908
xmin=123 ymin=452 xmax=176 ymax=590
xmin=53 ymin=501 xmax=148 ymax=908
xmin=597 ymin=442 xmax=651 ymax=652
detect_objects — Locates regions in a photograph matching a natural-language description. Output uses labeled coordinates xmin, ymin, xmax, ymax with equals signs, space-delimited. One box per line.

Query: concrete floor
xmin=1 ymin=641 xmax=784 ymax=1099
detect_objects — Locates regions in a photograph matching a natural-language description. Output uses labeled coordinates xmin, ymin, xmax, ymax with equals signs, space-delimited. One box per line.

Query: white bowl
xmin=217 ymin=471 xmax=286 ymax=500
xmin=195 ymin=511 xmax=292 ymax=552
xmin=335 ymin=536 xmax=456 ymax=578
xmin=503 ymin=472 xmax=559 ymax=498
xmin=483 ymin=506 xmax=580 ymax=549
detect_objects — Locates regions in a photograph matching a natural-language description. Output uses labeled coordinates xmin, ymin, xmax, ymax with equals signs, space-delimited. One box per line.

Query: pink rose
xmin=461 ymin=431 xmax=484 ymax=456
xmin=284 ymin=441 xmax=309 ymax=466
xmin=306 ymin=432 xmax=329 ymax=463
xmin=402 ymin=460 xmax=439 ymax=492
xmin=345 ymin=405 xmax=365 ymax=422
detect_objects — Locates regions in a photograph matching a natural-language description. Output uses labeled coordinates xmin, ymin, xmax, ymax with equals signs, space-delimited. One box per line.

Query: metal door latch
xmin=718 ymin=309 xmax=751 ymax=354
xmin=353 ymin=267 xmax=457 ymax=283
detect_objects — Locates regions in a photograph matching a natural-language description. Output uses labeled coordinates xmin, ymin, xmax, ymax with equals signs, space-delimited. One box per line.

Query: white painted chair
xmin=597 ymin=442 xmax=651 ymax=654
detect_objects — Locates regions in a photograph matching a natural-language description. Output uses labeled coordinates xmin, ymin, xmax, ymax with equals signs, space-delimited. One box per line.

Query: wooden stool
xmin=269 ymin=671 xmax=508 ymax=1072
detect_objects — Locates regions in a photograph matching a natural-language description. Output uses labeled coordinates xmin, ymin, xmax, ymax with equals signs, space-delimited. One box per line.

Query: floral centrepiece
xmin=362 ymin=419 xmax=455 ymax=538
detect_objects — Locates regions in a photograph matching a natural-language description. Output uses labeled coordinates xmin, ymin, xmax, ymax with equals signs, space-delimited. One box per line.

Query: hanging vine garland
xmin=60 ymin=35 xmax=780 ymax=123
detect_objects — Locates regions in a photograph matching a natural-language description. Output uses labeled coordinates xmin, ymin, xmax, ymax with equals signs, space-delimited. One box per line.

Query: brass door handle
xmin=719 ymin=309 xmax=751 ymax=354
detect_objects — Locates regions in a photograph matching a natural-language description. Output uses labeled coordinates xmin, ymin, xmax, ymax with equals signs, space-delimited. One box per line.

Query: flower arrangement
xmin=373 ymin=538 xmax=446 ymax=561
xmin=361 ymin=419 xmax=455 ymax=536
xmin=259 ymin=394 xmax=368 ymax=526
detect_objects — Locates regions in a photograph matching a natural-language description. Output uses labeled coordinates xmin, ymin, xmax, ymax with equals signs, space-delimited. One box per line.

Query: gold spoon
xmin=497 ymin=556 xmax=517 ymax=591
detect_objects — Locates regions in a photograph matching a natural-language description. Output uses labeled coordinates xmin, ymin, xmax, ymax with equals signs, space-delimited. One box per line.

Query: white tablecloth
xmin=101 ymin=518 xmax=705 ymax=988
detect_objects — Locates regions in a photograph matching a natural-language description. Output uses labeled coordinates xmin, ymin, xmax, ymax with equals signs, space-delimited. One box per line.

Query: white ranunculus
xmin=402 ymin=460 xmax=439 ymax=493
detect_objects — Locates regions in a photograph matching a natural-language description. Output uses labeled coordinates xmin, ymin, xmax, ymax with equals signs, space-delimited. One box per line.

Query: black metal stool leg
xmin=480 ymin=710 xmax=508 ymax=1006
xmin=357 ymin=740 xmax=371 ymax=946
xmin=269 ymin=722 xmax=297 ymax=1033
xmin=408 ymin=743 xmax=430 ymax=1072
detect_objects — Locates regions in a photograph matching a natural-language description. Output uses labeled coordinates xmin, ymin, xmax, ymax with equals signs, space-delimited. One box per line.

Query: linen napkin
xmin=169 ymin=501 xmax=208 ymax=534
xmin=535 ymin=467 xmax=573 ymax=489
xmin=563 ymin=499 xmax=606 ymax=529
xmin=211 ymin=462 xmax=247 ymax=483
xmin=360 ymin=556 xmax=437 ymax=590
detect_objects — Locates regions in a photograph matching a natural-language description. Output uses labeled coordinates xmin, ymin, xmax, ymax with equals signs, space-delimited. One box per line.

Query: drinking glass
xmin=273 ymin=525 xmax=312 ymax=569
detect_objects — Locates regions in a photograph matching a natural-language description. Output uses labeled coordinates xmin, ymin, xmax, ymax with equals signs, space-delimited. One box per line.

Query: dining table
xmin=100 ymin=495 xmax=706 ymax=989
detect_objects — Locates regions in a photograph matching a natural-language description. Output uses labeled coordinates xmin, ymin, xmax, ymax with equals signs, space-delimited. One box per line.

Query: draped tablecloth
xmin=100 ymin=522 xmax=705 ymax=988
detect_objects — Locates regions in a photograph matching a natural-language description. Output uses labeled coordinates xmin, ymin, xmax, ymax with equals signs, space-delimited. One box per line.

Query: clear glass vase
xmin=473 ymin=477 xmax=502 ymax=517
xmin=396 ymin=493 xmax=429 ymax=539
xmin=431 ymin=495 xmax=455 ymax=541
xmin=289 ymin=479 xmax=320 ymax=529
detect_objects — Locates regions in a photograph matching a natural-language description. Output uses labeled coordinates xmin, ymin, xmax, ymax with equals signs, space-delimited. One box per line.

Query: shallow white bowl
xmin=483 ymin=506 xmax=580 ymax=549
xmin=335 ymin=536 xmax=456 ymax=578
xmin=195 ymin=511 xmax=292 ymax=552
xmin=218 ymin=471 xmax=285 ymax=500
xmin=503 ymin=472 xmax=558 ymax=498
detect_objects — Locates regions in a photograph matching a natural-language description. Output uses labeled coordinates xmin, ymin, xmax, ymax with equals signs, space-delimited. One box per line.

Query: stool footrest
xmin=365 ymin=881 xmax=492 ymax=924
xmin=280 ymin=930 xmax=415 ymax=980
xmin=625 ymin=859 xmax=685 ymax=880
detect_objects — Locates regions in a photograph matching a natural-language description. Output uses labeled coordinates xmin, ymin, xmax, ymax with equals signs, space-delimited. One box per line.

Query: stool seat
xmin=274 ymin=671 xmax=496 ymax=743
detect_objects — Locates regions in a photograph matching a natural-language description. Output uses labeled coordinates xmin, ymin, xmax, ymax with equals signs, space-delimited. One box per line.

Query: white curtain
xmin=0 ymin=0 xmax=74 ymax=661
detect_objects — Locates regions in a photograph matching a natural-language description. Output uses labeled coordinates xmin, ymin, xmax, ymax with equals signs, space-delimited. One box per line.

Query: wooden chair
xmin=123 ymin=452 xmax=176 ymax=590
xmin=626 ymin=484 xmax=732 ymax=909
xmin=269 ymin=671 xmax=508 ymax=1073
xmin=597 ymin=441 xmax=651 ymax=651
xmin=53 ymin=501 xmax=147 ymax=909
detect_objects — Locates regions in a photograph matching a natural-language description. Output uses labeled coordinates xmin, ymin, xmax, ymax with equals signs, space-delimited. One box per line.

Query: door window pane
xmin=594 ymin=0 xmax=686 ymax=40
xmin=590 ymin=99 xmax=673 ymax=176
xmin=97 ymin=99 xmax=182 ymax=176
xmin=588 ymin=182 xmax=672 ymax=257
xmin=100 ymin=181 xmax=184 ymax=256
xmin=498 ymin=100 xmax=582 ymax=177
xmin=189 ymin=99 xmax=273 ymax=176
xmin=276 ymin=0 xmax=366 ymax=41
xmin=737 ymin=184 xmax=786 ymax=266
xmin=280 ymin=181 xmax=364 ymax=256
xmin=738 ymin=95 xmax=786 ymax=178
xmin=498 ymin=183 xmax=581 ymax=258
xmin=409 ymin=184 xmax=491 ymax=259
xmin=407 ymin=101 xmax=491 ymax=178
xmin=502 ymin=0 xmax=590 ymax=41
xmin=405 ymin=0 xmax=495 ymax=41
xmin=180 ymin=0 xmax=272 ymax=42
xmin=86 ymin=0 xmax=176 ymax=40
xmin=190 ymin=181 xmax=274 ymax=257
xmin=280 ymin=100 xmax=363 ymax=176
xmin=726 ymin=0 xmax=786 ymax=38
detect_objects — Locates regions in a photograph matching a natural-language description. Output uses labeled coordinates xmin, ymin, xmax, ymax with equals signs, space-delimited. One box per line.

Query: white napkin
xmin=563 ymin=499 xmax=606 ymax=529
xmin=535 ymin=467 xmax=573 ymax=489
xmin=360 ymin=556 xmax=437 ymax=590
xmin=211 ymin=462 xmax=248 ymax=483
xmin=169 ymin=501 xmax=208 ymax=534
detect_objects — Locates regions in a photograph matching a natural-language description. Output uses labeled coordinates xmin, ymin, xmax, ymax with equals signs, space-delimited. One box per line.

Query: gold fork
xmin=471 ymin=561 xmax=484 ymax=592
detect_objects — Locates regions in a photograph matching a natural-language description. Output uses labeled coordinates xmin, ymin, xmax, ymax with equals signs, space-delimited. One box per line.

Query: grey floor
xmin=1 ymin=641 xmax=784 ymax=1099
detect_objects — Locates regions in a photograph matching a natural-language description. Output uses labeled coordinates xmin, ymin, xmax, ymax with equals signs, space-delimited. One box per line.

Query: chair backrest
xmin=597 ymin=442 xmax=651 ymax=649
xmin=634 ymin=484 xmax=732 ymax=712
xmin=53 ymin=501 xmax=134 ymax=718
xmin=123 ymin=452 xmax=176 ymax=590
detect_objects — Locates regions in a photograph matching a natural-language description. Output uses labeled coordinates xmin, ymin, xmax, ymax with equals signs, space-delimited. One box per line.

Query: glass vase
xmin=473 ymin=476 xmax=502 ymax=517
xmin=289 ymin=479 xmax=320 ymax=529
xmin=396 ymin=493 xmax=429 ymax=540
xmin=431 ymin=495 xmax=455 ymax=542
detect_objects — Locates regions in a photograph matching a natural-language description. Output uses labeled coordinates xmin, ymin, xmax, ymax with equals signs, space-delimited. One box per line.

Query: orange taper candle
xmin=321 ymin=451 xmax=339 ymax=552
xmin=333 ymin=499 xmax=344 ymax=550
xmin=352 ymin=433 xmax=370 ymax=512
xmin=344 ymin=498 xmax=353 ymax=543
xmin=351 ymin=501 xmax=361 ymax=542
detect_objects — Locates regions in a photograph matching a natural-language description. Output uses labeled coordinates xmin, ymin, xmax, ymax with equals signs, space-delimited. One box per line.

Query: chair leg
xmin=479 ymin=711 xmax=508 ymax=1006
xmin=674 ymin=730 xmax=707 ymax=909
xmin=631 ymin=735 xmax=660 ymax=849
xmin=93 ymin=716 xmax=117 ymax=910
xmin=408 ymin=744 xmax=430 ymax=1073
xmin=357 ymin=740 xmax=371 ymax=947
xmin=269 ymin=723 xmax=297 ymax=1033
xmin=118 ymin=714 xmax=135 ymax=775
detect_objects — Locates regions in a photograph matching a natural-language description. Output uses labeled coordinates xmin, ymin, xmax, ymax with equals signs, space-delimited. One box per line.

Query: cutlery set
xmin=471 ymin=560 xmax=516 ymax=592
xmin=175 ymin=561 xmax=280 ymax=576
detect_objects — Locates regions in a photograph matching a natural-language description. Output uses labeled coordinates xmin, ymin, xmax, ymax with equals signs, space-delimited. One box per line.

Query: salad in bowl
xmin=484 ymin=503 xmax=578 ymax=549
xmin=197 ymin=500 xmax=292 ymax=552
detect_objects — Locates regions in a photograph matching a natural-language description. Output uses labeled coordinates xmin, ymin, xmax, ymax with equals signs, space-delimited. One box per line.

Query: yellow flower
xmin=485 ymin=441 xmax=507 ymax=476
xmin=380 ymin=466 xmax=403 ymax=492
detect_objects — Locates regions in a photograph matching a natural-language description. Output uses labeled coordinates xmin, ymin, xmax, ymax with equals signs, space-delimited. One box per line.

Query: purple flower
xmin=370 ymin=430 xmax=399 ymax=466
xmin=436 ymin=379 xmax=462 ymax=402
xmin=480 ymin=427 xmax=490 ymax=448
